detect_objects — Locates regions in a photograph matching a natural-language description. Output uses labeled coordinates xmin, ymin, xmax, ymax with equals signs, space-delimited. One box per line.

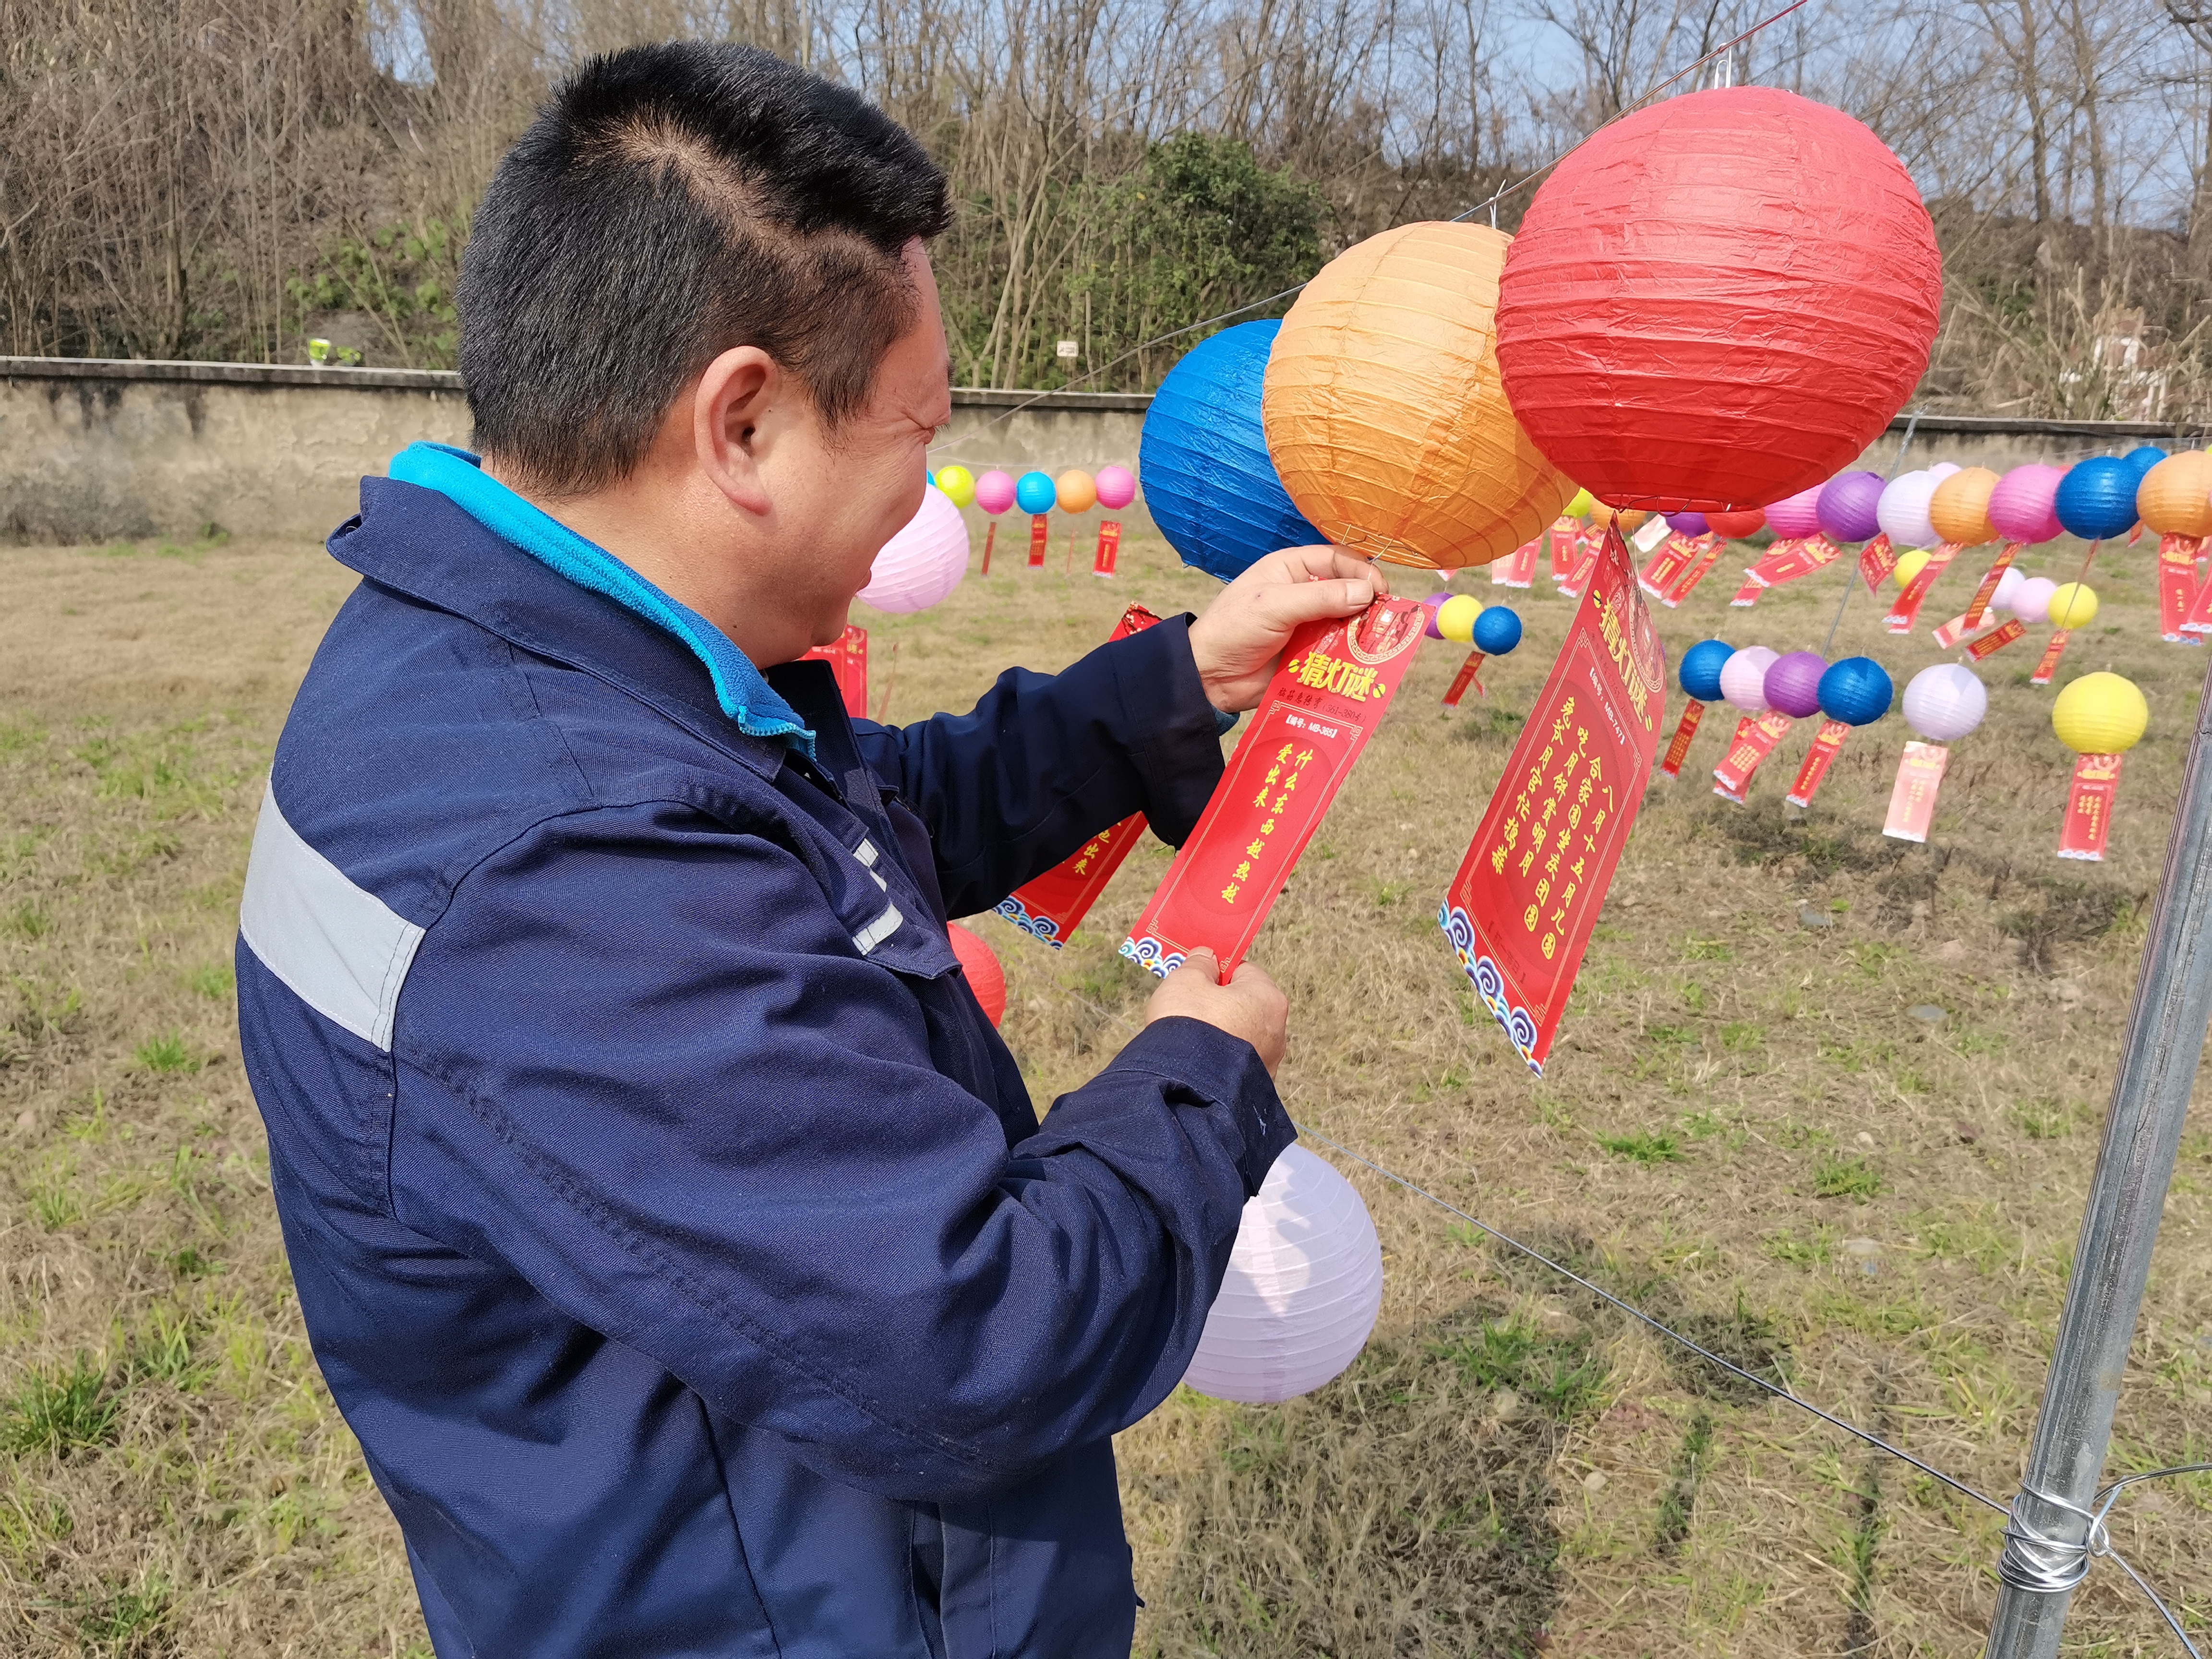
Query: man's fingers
xmin=1250 ymin=576 xmax=1377 ymax=630
xmin=1267 ymin=545 xmax=1391 ymax=592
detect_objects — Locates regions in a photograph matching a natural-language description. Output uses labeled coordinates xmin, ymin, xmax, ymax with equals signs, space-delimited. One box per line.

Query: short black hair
xmin=457 ymin=43 xmax=952 ymax=495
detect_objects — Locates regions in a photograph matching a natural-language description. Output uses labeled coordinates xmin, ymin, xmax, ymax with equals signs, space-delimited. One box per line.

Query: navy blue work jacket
xmin=235 ymin=479 xmax=1294 ymax=1657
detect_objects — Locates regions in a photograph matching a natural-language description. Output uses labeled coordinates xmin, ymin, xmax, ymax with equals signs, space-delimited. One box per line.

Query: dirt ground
xmin=0 ymin=518 xmax=2205 ymax=1657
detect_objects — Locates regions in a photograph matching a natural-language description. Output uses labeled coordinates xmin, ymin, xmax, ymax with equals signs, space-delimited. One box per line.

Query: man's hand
xmin=1187 ymin=546 xmax=1392 ymax=714
xmin=1144 ymin=948 xmax=1288 ymax=1075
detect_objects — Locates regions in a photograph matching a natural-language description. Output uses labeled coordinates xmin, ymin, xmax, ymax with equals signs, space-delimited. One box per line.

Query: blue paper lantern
xmin=1679 ymin=638 xmax=1733 ymax=703
xmin=1472 ymin=605 xmax=1523 ymax=654
xmin=1817 ymin=656 xmax=1893 ymax=726
xmin=2122 ymin=445 xmax=2167 ymax=486
xmin=2055 ymin=457 xmax=2139 ymax=541
xmin=1139 ymin=321 xmax=1324 ymax=580
xmin=1014 ymin=470 xmax=1058 ymax=515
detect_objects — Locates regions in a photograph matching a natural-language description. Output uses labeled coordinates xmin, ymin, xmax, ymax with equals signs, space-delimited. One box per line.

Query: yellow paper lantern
xmin=1928 ymin=466 xmax=2000 ymax=546
xmin=2052 ymin=671 xmax=2147 ymax=754
xmin=935 ymin=464 xmax=976 ymax=509
xmin=1893 ymin=547 xmax=1932 ymax=589
xmin=2136 ymin=452 xmax=2212 ymax=536
xmin=2048 ymin=582 xmax=2099 ymax=628
xmin=1565 ymin=487 xmax=1596 ymax=519
xmin=1436 ymin=594 xmax=1481 ymax=642
xmin=1055 ymin=469 xmax=1097 ymax=514
xmin=1262 ymin=222 xmax=1573 ymax=569
xmin=1594 ymin=501 xmax=1650 ymax=533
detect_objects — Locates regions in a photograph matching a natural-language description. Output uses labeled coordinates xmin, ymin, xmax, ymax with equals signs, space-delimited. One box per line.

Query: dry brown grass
xmin=2 ymin=523 xmax=2207 ymax=1657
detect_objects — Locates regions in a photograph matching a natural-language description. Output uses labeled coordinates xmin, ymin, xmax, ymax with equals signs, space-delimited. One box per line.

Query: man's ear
xmin=693 ymin=345 xmax=782 ymax=517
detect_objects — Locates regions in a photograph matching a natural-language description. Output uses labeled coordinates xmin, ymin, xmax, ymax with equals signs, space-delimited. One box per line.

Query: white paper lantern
xmin=857 ymin=484 xmax=970 ymax=614
xmin=1183 ymin=1144 xmax=1383 ymax=1405
xmin=2011 ymin=575 xmax=2057 ymax=625
xmin=1719 ymin=646 xmax=1779 ymax=713
xmin=1877 ymin=469 xmax=1942 ymax=550
xmin=1903 ymin=662 xmax=1987 ymax=742
xmin=1989 ymin=565 xmax=2026 ymax=614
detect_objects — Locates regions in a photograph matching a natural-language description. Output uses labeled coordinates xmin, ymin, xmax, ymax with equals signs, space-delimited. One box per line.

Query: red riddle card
xmin=1439 ymin=527 xmax=1665 ymax=1075
xmin=802 ymin=625 xmax=869 ymax=718
xmin=1121 ymin=598 xmax=1428 ymax=978
xmin=996 ymin=605 xmax=1165 ymax=947
xmin=2058 ymin=753 xmax=2122 ymax=861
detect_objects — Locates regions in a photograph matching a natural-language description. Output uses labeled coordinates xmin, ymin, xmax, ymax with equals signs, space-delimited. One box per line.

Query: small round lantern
xmin=1666 ymin=510 xmax=1711 ymax=538
xmin=1892 ymin=547 xmax=1933 ymax=589
xmin=1095 ymin=464 xmax=1137 ymax=510
xmin=1719 ymin=646 xmax=1780 ymax=712
xmin=2054 ymin=457 xmax=2140 ymax=541
xmin=1765 ymin=484 xmax=1827 ymax=540
xmin=1566 ymin=487 xmax=1596 ymax=518
xmin=2013 ymin=576 xmax=2058 ymax=624
xmin=1818 ymin=657 xmax=1893 ymax=725
xmin=1596 ymin=502 xmax=1650 ymax=532
xmin=1878 ymin=470 xmax=1944 ymax=550
xmin=1421 ymin=591 xmax=1453 ymax=640
xmin=2052 ymin=672 xmax=2149 ymax=755
xmin=1494 ymin=87 xmax=1941 ymax=511
xmin=1680 ymin=638 xmax=1734 ymax=702
xmin=1014 ymin=471 xmax=1058 ymax=515
xmin=857 ymin=484 xmax=971 ymax=615
xmin=974 ymin=470 xmax=1018 ymax=516
xmin=2136 ymin=452 xmax=2212 ymax=537
xmin=1264 ymin=221 xmax=1572 ymax=567
xmin=1987 ymin=464 xmax=2065 ymax=545
xmin=1763 ymin=651 xmax=1827 ymax=719
xmin=1903 ymin=663 xmax=1987 ymax=742
xmin=1473 ymin=606 xmax=1523 ymax=654
xmin=1141 ymin=321 xmax=1324 ymax=581
xmin=2048 ymin=582 xmax=2099 ymax=629
xmin=1436 ymin=594 xmax=1482 ymax=643
xmin=1929 ymin=467 xmax=2001 ymax=546
xmin=1182 ymin=1143 xmax=1384 ymax=1405
xmin=1817 ymin=472 xmax=1885 ymax=543
xmin=945 ymin=922 xmax=1007 ymax=1027
xmin=1708 ymin=507 xmax=1766 ymax=540
xmin=1990 ymin=566 xmax=2027 ymax=613
xmin=934 ymin=464 xmax=977 ymax=509
xmin=2122 ymin=446 xmax=2168 ymax=490
xmin=1055 ymin=469 xmax=1097 ymax=514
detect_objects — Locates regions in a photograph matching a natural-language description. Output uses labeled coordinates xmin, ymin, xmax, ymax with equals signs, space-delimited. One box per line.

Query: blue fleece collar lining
xmin=388 ymin=442 xmax=815 ymax=757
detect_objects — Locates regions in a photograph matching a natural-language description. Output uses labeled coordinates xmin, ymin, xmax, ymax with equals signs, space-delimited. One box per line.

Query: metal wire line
xmin=929 ymin=0 xmax=1814 ymax=465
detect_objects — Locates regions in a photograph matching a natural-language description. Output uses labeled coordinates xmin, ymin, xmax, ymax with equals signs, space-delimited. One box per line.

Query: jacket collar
xmin=384 ymin=442 xmax=815 ymax=758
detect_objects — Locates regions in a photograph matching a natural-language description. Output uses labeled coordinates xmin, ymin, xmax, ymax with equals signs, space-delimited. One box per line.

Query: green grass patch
xmin=1596 ymin=1130 xmax=1684 ymax=1165
xmin=1 ymin=1355 xmax=121 ymax=1455
xmin=1812 ymin=1153 xmax=1883 ymax=1200
xmin=133 ymin=1031 xmax=201 ymax=1073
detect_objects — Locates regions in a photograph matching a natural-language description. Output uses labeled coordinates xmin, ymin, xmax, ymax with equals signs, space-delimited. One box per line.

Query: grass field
xmin=1 ymin=518 xmax=2207 ymax=1657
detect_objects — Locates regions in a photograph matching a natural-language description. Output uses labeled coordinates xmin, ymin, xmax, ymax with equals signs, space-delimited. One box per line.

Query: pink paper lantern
xmin=1764 ymin=484 xmax=1826 ymax=539
xmin=857 ymin=485 xmax=970 ymax=614
xmin=1095 ymin=464 xmax=1137 ymax=511
xmin=974 ymin=469 xmax=1018 ymax=516
xmin=1719 ymin=646 xmax=1779 ymax=712
xmin=2012 ymin=575 xmax=2057 ymax=625
xmin=1987 ymin=464 xmax=2066 ymax=545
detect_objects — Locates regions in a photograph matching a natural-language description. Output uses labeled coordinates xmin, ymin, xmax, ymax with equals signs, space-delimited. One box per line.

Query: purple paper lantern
xmin=1422 ymin=591 xmax=1453 ymax=640
xmin=1765 ymin=483 xmax=1826 ymax=539
xmin=1763 ymin=650 xmax=1827 ymax=719
xmin=1665 ymin=510 xmax=1711 ymax=538
xmin=1815 ymin=471 xmax=1884 ymax=543
xmin=1987 ymin=464 xmax=2066 ymax=545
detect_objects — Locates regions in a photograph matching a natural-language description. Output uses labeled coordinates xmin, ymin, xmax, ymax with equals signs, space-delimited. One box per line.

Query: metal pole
xmin=1984 ymin=647 xmax=2212 ymax=1659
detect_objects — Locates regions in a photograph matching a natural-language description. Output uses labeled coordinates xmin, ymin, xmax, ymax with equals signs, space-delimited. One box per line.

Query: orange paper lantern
xmin=2137 ymin=452 xmax=2212 ymax=537
xmin=1261 ymin=222 xmax=1572 ymax=569
xmin=1927 ymin=467 xmax=2000 ymax=546
xmin=1055 ymin=469 xmax=1098 ymax=514
xmin=1595 ymin=502 xmax=1649 ymax=533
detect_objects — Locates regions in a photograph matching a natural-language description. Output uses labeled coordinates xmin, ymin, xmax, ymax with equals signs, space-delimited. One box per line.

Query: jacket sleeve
xmin=848 ymin=615 xmax=1229 ymax=916
xmin=388 ymin=798 xmax=1294 ymax=1504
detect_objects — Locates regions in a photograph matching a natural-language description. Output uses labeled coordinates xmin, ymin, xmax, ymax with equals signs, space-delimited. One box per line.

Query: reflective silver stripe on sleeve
xmin=852 ymin=902 xmax=903 ymax=956
xmin=238 ymin=782 xmax=426 ymax=1052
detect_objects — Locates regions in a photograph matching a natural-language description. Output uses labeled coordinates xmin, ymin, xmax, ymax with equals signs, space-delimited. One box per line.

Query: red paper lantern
xmin=947 ymin=922 xmax=1007 ymax=1027
xmin=1494 ymin=87 xmax=1941 ymax=514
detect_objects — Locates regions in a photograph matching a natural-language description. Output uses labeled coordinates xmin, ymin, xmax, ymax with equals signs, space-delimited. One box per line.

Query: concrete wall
xmin=3 ymin=355 xmax=2204 ymax=544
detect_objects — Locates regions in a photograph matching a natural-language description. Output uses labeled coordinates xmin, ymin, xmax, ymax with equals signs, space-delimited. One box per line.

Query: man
xmin=237 ymin=40 xmax=1386 ymax=1658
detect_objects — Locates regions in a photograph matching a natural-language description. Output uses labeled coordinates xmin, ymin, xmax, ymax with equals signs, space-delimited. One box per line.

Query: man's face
xmin=767 ymin=241 xmax=952 ymax=650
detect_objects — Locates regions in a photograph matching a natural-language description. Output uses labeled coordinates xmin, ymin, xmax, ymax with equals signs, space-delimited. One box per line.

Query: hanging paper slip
xmin=1092 ymin=521 xmax=1122 ymax=577
xmin=1959 ymin=542 xmax=2022 ymax=631
xmin=1439 ymin=527 xmax=1665 ymax=1076
xmin=998 ymin=606 xmax=1165 ymax=947
xmin=1712 ymin=711 xmax=1794 ymax=803
xmin=1886 ymin=543 xmax=1961 ymax=633
xmin=1027 ymin=515 xmax=1049 ymax=567
xmin=1741 ymin=534 xmax=1845 ymax=593
xmin=1639 ymin=532 xmax=1704 ymax=598
xmin=1882 ymin=742 xmax=1949 ymax=842
xmin=1443 ymin=651 xmax=1486 ymax=706
xmin=981 ymin=521 xmax=997 ymax=574
xmin=2057 ymin=753 xmax=2122 ymax=862
xmin=1966 ymin=619 xmax=2026 ymax=661
xmin=1785 ymin=720 xmax=1851 ymax=808
xmin=1548 ymin=520 xmax=1581 ymax=585
xmin=1659 ymin=700 xmax=1705 ymax=778
xmin=1494 ymin=533 xmax=1540 ymax=587
xmin=1661 ymin=536 xmax=1727 ymax=607
xmin=802 ymin=625 xmax=869 ymax=719
xmin=2160 ymin=534 xmax=2201 ymax=641
xmin=2029 ymin=629 xmax=2072 ymax=686
xmin=1857 ymin=533 xmax=1899 ymax=595
xmin=1122 ymin=599 xmax=1427 ymax=978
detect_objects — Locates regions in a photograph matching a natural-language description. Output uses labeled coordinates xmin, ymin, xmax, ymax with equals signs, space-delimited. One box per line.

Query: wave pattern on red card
xmin=1439 ymin=529 xmax=1665 ymax=1076
xmin=1122 ymin=599 xmax=1428 ymax=978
